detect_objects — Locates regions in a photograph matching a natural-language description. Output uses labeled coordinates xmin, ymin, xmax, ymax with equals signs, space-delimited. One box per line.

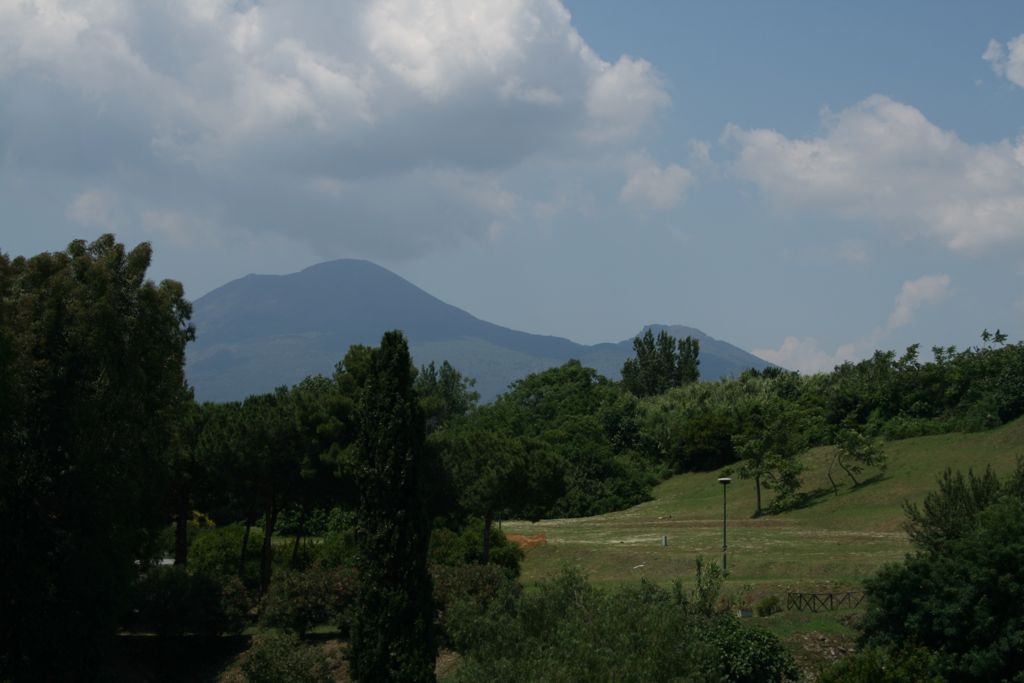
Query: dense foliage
xmin=621 ymin=327 xmax=700 ymax=397
xmin=448 ymin=567 xmax=795 ymax=683
xmin=850 ymin=461 xmax=1024 ymax=681
xmin=0 ymin=236 xmax=193 ymax=680
xmin=349 ymin=331 xmax=437 ymax=683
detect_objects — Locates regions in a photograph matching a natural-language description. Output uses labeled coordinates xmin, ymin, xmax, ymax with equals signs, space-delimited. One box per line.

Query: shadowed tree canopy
xmin=0 ymin=236 xmax=193 ymax=680
xmin=350 ymin=331 xmax=437 ymax=683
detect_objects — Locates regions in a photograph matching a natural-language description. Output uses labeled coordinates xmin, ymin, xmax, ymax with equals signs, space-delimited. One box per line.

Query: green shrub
xmin=431 ymin=563 xmax=520 ymax=649
xmin=238 ymin=632 xmax=332 ymax=683
xmin=325 ymin=507 xmax=355 ymax=535
xmin=314 ymin=530 xmax=357 ymax=569
xmin=123 ymin=566 xmax=245 ymax=635
xmin=756 ymin=595 xmax=782 ymax=617
xmin=819 ymin=645 xmax=944 ymax=682
xmin=189 ymin=524 xmax=263 ymax=589
xmin=429 ymin=518 xmax=523 ymax=577
xmin=276 ymin=505 xmax=330 ymax=537
xmin=450 ymin=569 xmax=717 ymax=683
xmin=260 ymin=564 xmax=358 ymax=635
xmin=698 ymin=616 xmax=797 ymax=682
xmin=878 ymin=415 xmax=951 ymax=441
xmin=862 ymin=498 xmax=1024 ymax=680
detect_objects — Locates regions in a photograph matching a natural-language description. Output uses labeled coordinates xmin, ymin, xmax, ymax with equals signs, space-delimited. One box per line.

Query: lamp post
xmin=718 ymin=477 xmax=731 ymax=574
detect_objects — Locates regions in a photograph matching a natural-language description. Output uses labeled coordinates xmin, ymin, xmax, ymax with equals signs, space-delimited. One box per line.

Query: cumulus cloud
xmin=984 ymin=35 xmax=1024 ymax=87
xmin=0 ymin=0 xmax=670 ymax=260
xmin=724 ymin=95 xmax=1024 ymax=253
xmin=584 ymin=56 xmax=669 ymax=142
xmin=753 ymin=336 xmax=858 ymax=374
xmin=887 ymin=274 xmax=950 ymax=329
xmin=620 ymin=154 xmax=694 ymax=209
xmin=755 ymin=273 xmax=951 ymax=374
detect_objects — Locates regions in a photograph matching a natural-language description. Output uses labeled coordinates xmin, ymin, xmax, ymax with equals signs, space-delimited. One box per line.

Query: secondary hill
xmin=502 ymin=416 xmax=1024 ymax=589
xmin=186 ymin=259 xmax=772 ymax=402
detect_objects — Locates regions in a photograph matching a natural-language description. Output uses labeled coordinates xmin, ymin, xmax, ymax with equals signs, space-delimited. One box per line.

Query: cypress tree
xmin=350 ymin=331 xmax=437 ymax=682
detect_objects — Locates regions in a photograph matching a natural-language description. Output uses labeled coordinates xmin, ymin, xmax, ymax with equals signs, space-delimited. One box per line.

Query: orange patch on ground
xmin=506 ymin=532 xmax=547 ymax=550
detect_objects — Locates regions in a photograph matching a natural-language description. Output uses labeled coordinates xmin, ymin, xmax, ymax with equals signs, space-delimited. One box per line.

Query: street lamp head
xmin=718 ymin=477 xmax=732 ymax=485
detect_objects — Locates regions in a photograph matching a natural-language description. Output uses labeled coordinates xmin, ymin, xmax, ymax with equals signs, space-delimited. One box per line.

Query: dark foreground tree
xmin=0 ymin=236 xmax=193 ymax=680
xmin=350 ymin=331 xmax=437 ymax=682
xmin=859 ymin=460 xmax=1024 ymax=681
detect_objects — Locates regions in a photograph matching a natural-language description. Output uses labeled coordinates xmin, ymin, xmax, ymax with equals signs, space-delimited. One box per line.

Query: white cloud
xmin=984 ymin=35 xmax=1024 ymax=87
xmin=757 ymin=273 xmax=951 ymax=373
xmin=584 ymin=55 xmax=669 ymax=142
xmin=887 ymin=274 xmax=950 ymax=329
xmin=753 ymin=337 xmax=858 ymax=374
xmin=0 ymin=0 xmax=670 ymax=260
xmin=724 ymin=95 xmax=1024 ymax=253
xmin=620 ymin=155 xmax=694 ymax=209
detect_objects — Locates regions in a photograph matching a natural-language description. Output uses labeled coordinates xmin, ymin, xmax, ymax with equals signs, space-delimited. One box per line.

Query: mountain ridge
xmin=186 ymin=259 xmax=774 ymax=402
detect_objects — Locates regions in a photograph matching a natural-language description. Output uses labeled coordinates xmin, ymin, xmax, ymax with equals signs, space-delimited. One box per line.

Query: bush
xmin=314 ymin=530 xmax=357 ymax=569
xmin=431 ymin=563 xmax=520 ymax=648
xmin=260 ymin=564 xmax=358 ymax=636
xmin=450 ymin=569 xmax=716 ymax=683
xmin=862 ymin=498 xmax=1024 ymax=681
xmin=190 ymin=524 xmax=263 ymax=589
xmin=123 ymin=566 xmax=246 ymax=635
xmin=756 ymin=595 xmax=783 ymax=617
xmin=429 ymin=519 xmax=523 ymax=577
xmin=238 ymin=632 xmax=332 ymax=683
xmin=819 ymin=645 xmax=944 ymax=682
xmin=698 ymin=616 xmax=797 ymax=683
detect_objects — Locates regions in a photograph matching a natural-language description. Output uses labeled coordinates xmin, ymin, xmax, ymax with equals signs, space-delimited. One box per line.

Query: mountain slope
xmin=186 ymin=259 xmax=773 ymax=402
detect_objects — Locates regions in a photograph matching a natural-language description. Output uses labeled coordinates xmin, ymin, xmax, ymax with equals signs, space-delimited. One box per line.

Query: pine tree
xmin=350 ymin=331 xmax=437 ymax=682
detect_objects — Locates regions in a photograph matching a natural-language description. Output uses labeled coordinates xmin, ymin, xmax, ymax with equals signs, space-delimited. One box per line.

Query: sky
xmin=3 ymin=0 xmax=1024 ymax=372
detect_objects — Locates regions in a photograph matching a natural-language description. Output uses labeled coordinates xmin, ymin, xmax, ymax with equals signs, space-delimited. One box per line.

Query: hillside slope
xmin=503 ymin=417 xmax=1024 ymax=588
xmin=186 ymin=259 xmax=773 ymax=402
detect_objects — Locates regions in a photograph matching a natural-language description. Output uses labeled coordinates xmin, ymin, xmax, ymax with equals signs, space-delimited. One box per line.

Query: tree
xmin=827 ymin=426 xmax=886 ymax=496
xmin=169 ymin=399 xmax=208 ymax=566
xmin=863 ymin=499 xmax=1024 ymax=680
xmin=350 ymin=331 xmax=437 ymax=682
xmin=433 ymin=410 xmax=562 ymax=563
xmin=621 ymin=328 xmax=700 ymax=397
xmin=495 ymin=361 xmax=653 ymax=518
xmin=415 ymin=360 xmax=479 ymax=434
xmin=902 ymin=465 xmax=1003 ymax=555
xmin=732 ymin=394 xmax=807 ymax=516
xmin=0 ymin=236 xmax=193 ymax=680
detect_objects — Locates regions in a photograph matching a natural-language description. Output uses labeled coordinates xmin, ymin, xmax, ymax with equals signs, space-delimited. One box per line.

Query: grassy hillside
xmin=504 ymin=417 xmax=1024 ymax=591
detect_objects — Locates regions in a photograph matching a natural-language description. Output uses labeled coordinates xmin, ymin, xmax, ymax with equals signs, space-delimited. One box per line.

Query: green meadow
xmin=505 ymin=416 xmax=1024 ymax=592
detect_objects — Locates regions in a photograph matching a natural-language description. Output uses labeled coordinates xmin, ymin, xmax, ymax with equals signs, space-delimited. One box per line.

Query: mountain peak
xmin=186 ymin=260 xmax=772 ymax=402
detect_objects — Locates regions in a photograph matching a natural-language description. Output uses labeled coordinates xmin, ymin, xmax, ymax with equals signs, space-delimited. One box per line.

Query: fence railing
xmin=786 ymin=591 xmax=864 ymax=612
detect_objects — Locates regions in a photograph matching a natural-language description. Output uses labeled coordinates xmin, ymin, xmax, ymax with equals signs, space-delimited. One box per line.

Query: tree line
xmin=4 ymin=236 xmax=1024 ymax=680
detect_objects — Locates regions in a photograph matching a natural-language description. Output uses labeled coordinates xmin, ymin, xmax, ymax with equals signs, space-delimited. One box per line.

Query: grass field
xmin=504 ymin=417 xmax=1024 ymax=592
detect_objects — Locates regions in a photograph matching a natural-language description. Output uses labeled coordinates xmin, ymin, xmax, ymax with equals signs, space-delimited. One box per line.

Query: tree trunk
xmin=827 ymin=453 xmax=840 ymax=497
xmin=260 ymin=500 xmax=278 ymax=596
xmin=482 ymin=511 xmax=493 ymax=564
xmin=239 ymin=508 xmax=255 ymax=575
xmin=837 ymin=456 xmax=860 ymax=486
xmin=754 ymin=476 xmax=763 ymax=517
xmin=290 ymin=508 xmax=306 ymax=568
xmin=174 ymin=487 xmax=189 ymax=566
